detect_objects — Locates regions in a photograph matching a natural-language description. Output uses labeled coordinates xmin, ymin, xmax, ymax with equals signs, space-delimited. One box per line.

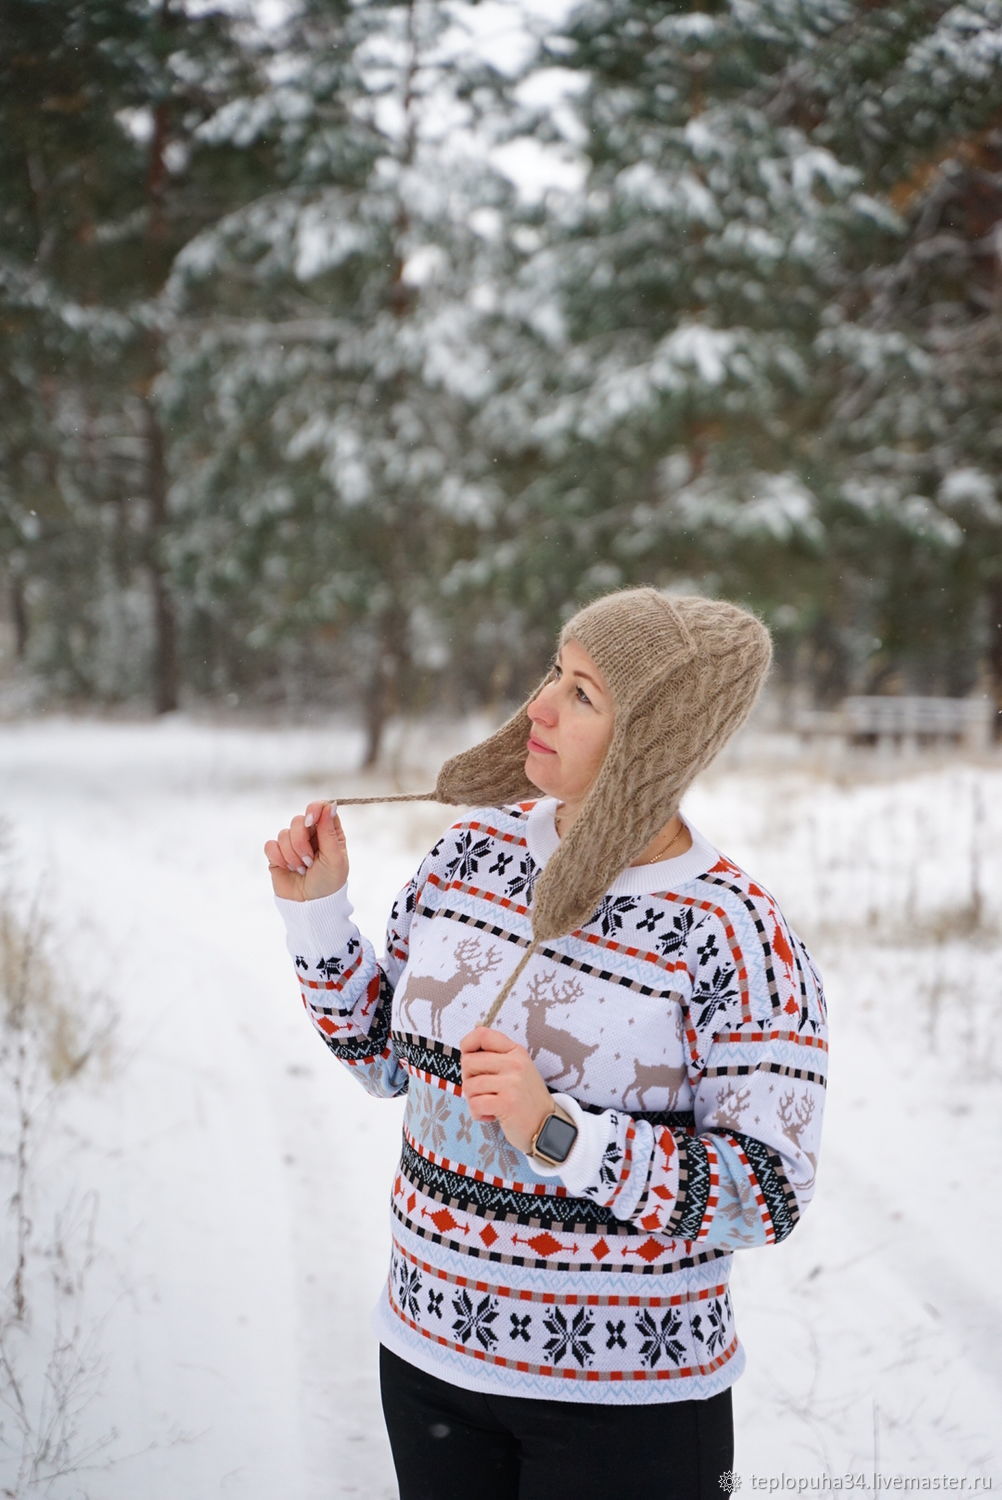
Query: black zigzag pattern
xmin=392 ymin=1033 xmax=463 ymax=1087
xmin=579 ymin=1101 xmax=696 ymax=1133
xmin=670 ymin=1134 xmax=711 ymax=1240
xmin=318 ymin=977 xmax=394 ymax=1062
xmin=730 ymin=1131 xmax=800 ymax=1243
xmin=399 ymin=1139 xmax=619 ymax=1230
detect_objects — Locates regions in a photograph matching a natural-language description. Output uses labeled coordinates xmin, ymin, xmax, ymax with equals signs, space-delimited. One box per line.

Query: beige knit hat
xmin=337 ymin=588 xmax=771 ymax=1020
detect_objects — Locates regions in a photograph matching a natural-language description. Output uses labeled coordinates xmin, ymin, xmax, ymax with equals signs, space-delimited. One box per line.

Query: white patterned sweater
xmin=275 ymin=798 xmax=827 ymax=1404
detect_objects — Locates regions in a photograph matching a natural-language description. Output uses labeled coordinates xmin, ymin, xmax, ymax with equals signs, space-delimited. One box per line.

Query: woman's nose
xmin=528 ymin=684 xmax=557 ymax=724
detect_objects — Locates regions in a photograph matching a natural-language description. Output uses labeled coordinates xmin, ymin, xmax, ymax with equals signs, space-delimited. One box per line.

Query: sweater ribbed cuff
xmin=273 ymin=885 xmax=356 ymax=956
xmin=525 ymin=1093 xmax=610 ymax=1196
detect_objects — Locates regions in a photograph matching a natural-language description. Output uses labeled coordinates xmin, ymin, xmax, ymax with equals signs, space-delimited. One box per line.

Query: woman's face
xmin=524 ymin=639 xmax=615 ymax=808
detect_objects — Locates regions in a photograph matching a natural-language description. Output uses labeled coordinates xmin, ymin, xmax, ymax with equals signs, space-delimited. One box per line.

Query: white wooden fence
xmin=796 ymin=695 xmax=995 ymax=751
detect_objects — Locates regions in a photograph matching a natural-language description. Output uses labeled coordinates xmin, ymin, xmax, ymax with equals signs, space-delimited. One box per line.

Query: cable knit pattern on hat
xmin=432 ymin=590 xmax=772 ymax=943
xmin=335 ymin=588 xmax=772 ymax=951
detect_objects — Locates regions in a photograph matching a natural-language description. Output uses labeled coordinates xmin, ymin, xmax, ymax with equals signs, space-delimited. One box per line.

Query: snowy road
xmin=1 ymin=718 xmax=1000 ymax=1497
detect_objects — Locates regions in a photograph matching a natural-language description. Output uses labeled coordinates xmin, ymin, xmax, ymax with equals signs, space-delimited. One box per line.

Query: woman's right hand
xmin=263 ymin=800 xmax=349 ymax=902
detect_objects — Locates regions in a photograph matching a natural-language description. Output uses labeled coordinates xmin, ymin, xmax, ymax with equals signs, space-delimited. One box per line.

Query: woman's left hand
xmin=459 ymin=1028 xmax=554 ymax=1155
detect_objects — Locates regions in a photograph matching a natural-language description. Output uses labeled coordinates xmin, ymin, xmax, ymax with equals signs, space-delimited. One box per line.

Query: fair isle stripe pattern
xmin=719 ymin=1134 xmax=776 ymax=1243
xmin=730 ymin=1132 xmax=799 ymax=1241
xmin=394 ymin=1237 xmax=730 ymax=1309
xmin=278 ymin=798 xmax=827 ymax=1402
xmin=393 ymin=1151 xmax=722 ymax=1267
xmin=403 ymin=1124 xmax=572 ymax=1199
xmin=425 ymin=870 xmax=535 ymax=926
xmin=716 ymin=1029 xmax=828 ymax=1053
xmin=393 ymin=1033 xmax=464 ymax=1091
xmin=388 ymin=1189 xmax=724 ymax=1275
xmin=307 ymin=977 xmax=393 ymax=1065
xmin=386 ymin=1269 xmax=741 ymax=1384
xmin=397 ymin=1141 xmax=610 ymax=1230
xmin=416 ymin=896 xmax=692 ymax=995
xmin=701 ymin=1061 xmax=826 ymax=1086
xmin=675 ymin=1134 xmax=716 ymax=1241
xmin=702 ymin=865 xmax=826 ymax=1032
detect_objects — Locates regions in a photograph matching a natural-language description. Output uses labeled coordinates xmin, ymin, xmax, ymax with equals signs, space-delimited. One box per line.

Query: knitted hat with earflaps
xmin=335 ymin=588 xmax=772 ymax=1024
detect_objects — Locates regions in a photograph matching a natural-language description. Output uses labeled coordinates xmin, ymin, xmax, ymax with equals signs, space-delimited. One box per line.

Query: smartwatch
xmin=529 ymin=1101 xmax=578 ymax=1167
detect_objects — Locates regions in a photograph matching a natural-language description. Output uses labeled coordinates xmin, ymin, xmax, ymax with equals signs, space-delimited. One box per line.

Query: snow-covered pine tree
xmin=163 ymin=0 xmax=523 ymax=756
xmin=788 ymin=3 xmax=1002 ymax=710
xmin=0 ymin=1 xmax=147 ymax=697
xmin=474 ymin=0 xmax=1002 ymax=708
xmin=0 ymin=0 xmax=270 ymax=708
xmin=468 ymin=1 xmax=890 ymax=634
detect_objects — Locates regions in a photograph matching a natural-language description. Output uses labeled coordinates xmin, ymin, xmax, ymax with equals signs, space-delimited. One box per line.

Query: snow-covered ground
xmin=1 ymin=716 xmax=1000 ymax=1498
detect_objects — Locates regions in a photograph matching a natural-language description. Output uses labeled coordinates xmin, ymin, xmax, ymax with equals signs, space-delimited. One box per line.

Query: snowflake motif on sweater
xmin=452 ymin=1290 xmax=500 ymax=1351
xmin=638 ymin=1308 xmax=686 ymax=1367
xmin=444 ymin=831 xmax=492 ymax=885
xmin=543 ymin=1306 xmax=595 ymax=1368
xmin=275 ymin=799 xmax=827 ymax=1406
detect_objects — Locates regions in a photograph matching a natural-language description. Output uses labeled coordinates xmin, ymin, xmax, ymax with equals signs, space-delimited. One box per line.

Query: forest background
xmin=2 ymin=0 xmax=1001 ymax=761
xmin=3 ymin=6 xmax=1002 ymax=1495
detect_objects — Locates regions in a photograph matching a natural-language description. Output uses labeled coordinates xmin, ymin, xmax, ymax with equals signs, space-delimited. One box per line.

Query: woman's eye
xmin=575 ymin=685 xmax=592 ymax=705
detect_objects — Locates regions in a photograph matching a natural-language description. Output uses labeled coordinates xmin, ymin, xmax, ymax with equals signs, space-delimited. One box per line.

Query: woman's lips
xmin=526 ymin=735 xmax=556 ymax=755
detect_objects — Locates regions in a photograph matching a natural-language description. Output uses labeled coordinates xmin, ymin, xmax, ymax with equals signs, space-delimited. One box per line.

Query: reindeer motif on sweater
xmin=276 ymin=799 xmax=827 ymax=1408
xmin=521 ymin=970 xmax=595 ymax=1088
xmin=395 ymin=937 xmax=502 ymax=1038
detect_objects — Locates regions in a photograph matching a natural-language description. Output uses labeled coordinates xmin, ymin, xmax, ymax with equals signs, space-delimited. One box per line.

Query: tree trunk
xmin=142 ymin=11 xmax=178 ymax=716
xmin=11 ymin=570 xmax=28 ymax=660
xmin=143 ymin=394 xmax=179 ymax=714
xmin=361 ymin=662 xmax=394 ymax=771
xmin=808 ymin=610 xmax=852 ymax=707
xmin=986 ymin=576 xmax=1002 ymax=743
xmin=360 ymin=604 xmax=409 ymax=770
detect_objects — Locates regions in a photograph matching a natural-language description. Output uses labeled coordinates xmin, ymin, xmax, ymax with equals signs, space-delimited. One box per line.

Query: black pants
xmin=379 ymin=1345 xmax=734 ymax=1500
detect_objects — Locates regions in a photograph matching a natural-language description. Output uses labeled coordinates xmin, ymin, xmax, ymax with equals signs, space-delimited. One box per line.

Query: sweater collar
xmin=524 ymin=796 xmax=718 ymax=895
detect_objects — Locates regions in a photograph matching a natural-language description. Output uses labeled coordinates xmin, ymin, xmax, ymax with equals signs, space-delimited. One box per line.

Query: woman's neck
xmin=554 ymin=802 xmax=692 ymax=864
xmin=632 ymin=815 xmax=691 ymax=865
xmin=553 ymin=800 xmax=580 ymax=836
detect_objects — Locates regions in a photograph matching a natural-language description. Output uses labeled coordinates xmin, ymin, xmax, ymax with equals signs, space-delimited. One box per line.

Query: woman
xmin=265 ymin=587 xmax=827 ymax=1500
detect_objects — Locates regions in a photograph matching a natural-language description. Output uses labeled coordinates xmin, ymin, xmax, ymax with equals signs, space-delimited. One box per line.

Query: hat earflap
xmin=526 ymin=679 xmax=692 ymax=943
xmin=432 ymin=670 xmax=551 ymax=808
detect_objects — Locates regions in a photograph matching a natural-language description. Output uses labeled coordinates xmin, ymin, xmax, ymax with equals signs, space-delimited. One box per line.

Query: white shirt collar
xmin=523 ymin=796 xmax=719 ymax=895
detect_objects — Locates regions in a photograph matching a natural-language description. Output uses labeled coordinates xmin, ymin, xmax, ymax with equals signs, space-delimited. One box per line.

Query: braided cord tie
xmin=333 ymin=791 xmax=440 ymax=806
xmin=480 ymin=937 xmax=542 ymax=1028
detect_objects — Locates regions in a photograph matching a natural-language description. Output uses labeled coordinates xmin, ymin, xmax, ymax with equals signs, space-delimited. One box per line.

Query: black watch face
xmin=536 ymin=1112 xmax=577 ymax=1163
